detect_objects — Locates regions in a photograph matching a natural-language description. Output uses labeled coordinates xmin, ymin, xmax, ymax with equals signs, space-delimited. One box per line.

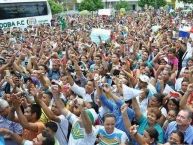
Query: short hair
xmin=31 ymin=104 xmax=42 ymax=120
xmin=181 ymin=109 xmax=193 ymax=120
xmin=146 ymin=127 xmax=159 ymax=142
xmin=45 ymin=121 xmax=58 ymax=133
xmin=171 ymin=130 xmax=184 ymax=144
xmin=148 ymin=107 xmax=161 ymax=119
xmin=154 ymin=93 xmax=165 ymax=105
xmin=42 ymin=132 xmax=55 ymax=145
xmin=103 ymin=113 xmax=116 ymax=122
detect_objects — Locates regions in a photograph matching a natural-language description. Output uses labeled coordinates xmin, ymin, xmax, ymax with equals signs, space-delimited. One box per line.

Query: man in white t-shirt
xmin=52 ymin=85 xmax=98 ymax=145
xmin=30 ymin=89 xmax=69 ymax=145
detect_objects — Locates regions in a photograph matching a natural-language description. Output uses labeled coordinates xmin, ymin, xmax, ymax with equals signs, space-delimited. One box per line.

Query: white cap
xmin=139 ymin=74 xmax=150 ymax=83
xmin=0 ymin=99 xmax=9 ymax=110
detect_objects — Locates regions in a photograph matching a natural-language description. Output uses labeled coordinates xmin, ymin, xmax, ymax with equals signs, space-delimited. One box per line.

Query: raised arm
xmin=13 ymin=95 xmax=40 ymax=132
xmin=80 ymin=106 xmax=92 ymax=134
xmin=132 ymin=98 xmax=142 ymax=121
xmin=130 ymin=125 xmax=147 ymax=145
xmin=30 ymin=88 xmax=61 ymax=123
xmin=0 ymin=128 xmax=23 ymax=145
xmin=180 ymin=84 xmax=193 ymax=109
xmin=121 ymin=104 xmax=131 ymax=133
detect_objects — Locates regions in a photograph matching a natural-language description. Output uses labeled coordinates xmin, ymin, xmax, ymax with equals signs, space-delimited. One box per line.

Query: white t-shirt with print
xmin=56 ymin=115 xmax=69 ymax=145
xmin=66 ymin=112 xmax=96 ymax=145
xmin=94 ymin=125 xmax=128 ymax=145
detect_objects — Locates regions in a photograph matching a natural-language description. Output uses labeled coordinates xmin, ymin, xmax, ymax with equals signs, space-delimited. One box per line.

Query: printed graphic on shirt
xmin=98 ymin=135 xmax=120 ymax=145
xmin=71 ymin=122 xmax=84 ymax=139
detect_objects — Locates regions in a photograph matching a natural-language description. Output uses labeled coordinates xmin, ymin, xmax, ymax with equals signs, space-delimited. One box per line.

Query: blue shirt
xmin=99 ymin=95 xmax=135 ymax=136
xmin=0 ymin=115 xmax=23 ymax=134
xmin=0 ymin=137 xmax=4 ymax=145
xmin=165 ymin=121 xmax=193 ymax=144
xmin=138 ymin=115 xmax=164 ymax=144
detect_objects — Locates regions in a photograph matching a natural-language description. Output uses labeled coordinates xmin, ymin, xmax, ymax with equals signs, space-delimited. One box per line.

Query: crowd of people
xmin=0 ymin=8 xmax=193 ymax=145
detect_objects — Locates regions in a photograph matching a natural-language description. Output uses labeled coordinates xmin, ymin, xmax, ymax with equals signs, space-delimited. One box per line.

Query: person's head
xmin=166 ymin=110 xmax=178 ymax=122
xmin=176 ymin=109 xmax=192 ymax=127
xmin=181 ymin=78 xmax=189 ymax=93
xmin=94 ymin=54 xmax=102 ymax=65
xmin=182 ymin=68 xmax=190 ymax=79
xmin=187 ymin=57 xmax=193 ymax=67
xmin=80 ymin=55 xmax=88 ymax=63
xmin=52 ymin=59 xmax=60 ymax=71
xmin=42 ymin=91 xmax=53 ymax=106
xmin=85 ymin=80 xmax=95 ymax=94
xmin=0 ymin=99 xmax=10 ymax=117
xmin=33 ymin=132 xmax=55 ymax=145
xmin=143 ymin=127 xmax=159 ymax=144
xmin=103 ymin=113 xmax=116 ymax=134
xmin=138 ymin=74 xmax=149 ymax=89
xmin=168 ymin=48 xmax=176 ymax=58
xmin=24 ymin=104 xmax=42 ymax=122
xmin=51 ymin=102 xmax=61 ymax=116
xmin=44 ymin=121 xmax=58 ymax=135
xmin=111 ymin=53 xmax=120 ymax=64
xmin=161 ymin=69 xmax=171 ymax=82
xmin=149 ymin=93 xmax=165 ymax=107
xmin=11 ymin=71 xmax=21 ymax=86
xmin=147 ymin=107 xmax=161 ymax=125
xmin=169 ymin=130 xmax=184 ymax=145
xmin=142 ymin=50 xmax=149 ymax=61
xmin=38 ymin=65 xmax=48 ymax=74
xmin=166 ymin=98 xmax=179 ymax=112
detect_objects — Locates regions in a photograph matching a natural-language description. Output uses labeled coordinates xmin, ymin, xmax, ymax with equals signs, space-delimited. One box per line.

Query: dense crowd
xmin=0 ymin=8 xmax=193 ymax=145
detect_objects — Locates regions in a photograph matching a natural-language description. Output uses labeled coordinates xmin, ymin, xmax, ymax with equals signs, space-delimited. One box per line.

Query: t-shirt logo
xmin=71 ymin=122 xmax=84 ymax=139
xmin=98 ymin=135 xmax=120 ymax=145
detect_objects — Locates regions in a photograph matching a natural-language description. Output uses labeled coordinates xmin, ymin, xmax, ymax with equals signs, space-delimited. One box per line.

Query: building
xmin=77 ymin=0 xmax=139 ymax=10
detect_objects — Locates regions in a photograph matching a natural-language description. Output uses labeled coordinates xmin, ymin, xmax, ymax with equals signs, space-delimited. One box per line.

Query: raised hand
xmin=121 ymin=104 xmax=128 ymax=114
xmin=129 ymin=125 xmax=138 ymax=136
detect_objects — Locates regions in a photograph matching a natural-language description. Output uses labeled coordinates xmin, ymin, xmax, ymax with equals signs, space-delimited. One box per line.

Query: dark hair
xmin=31 ymin=104 xmax=42 ymax=120
xmin=170 ymin=130 xmax=184 ymax=144
xmin=154 ymin=93 xmax=165 ymax=106
xmin=42 ymin=132 xmax=55 ymax=145
xmin=45 ymin=121 xmax=58 ymax=133
xmin=39 ymin=64 xmax=48 ymax=72
xmin=44 ymin=91 xmax=53 ymax=100
xmin=165 ymin=98 xmax=179 ymax=112
xmin=146 ymin=127 xmax=159 ymax=142
xmin=103 ymin=113 xmax=116 ymax=122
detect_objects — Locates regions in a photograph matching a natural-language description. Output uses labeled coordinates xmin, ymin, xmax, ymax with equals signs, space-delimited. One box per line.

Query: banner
xmin=90 ymin=28 xmax=111 ymax=45
xmin=98 ymin=9 xmax=112 ymax=16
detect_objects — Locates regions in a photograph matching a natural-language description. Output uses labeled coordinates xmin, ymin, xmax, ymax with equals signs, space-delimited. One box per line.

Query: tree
xmin=115 ymin=0 xmax=131 ymax=11
xmin=48 ymin=0 xmax=63 ymax=14
xmin=78 ymin=0 xmax=104 ymax=11
xmin=178 ymin=0 xmax=193 ymax=3
xmin=138 ymin=0 xmax=167 ymax=9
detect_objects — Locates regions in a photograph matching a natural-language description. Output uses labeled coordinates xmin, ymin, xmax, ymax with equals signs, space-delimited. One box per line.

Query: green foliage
xmin=178 ymin=0 xmax=193 ymax=3
xmin=115 ymin=0 xmax=131 ymax=11
xmin=78 ymin=0 xmax=104 ymax=11
xmin=48 ymin=0 xmax=63 ymax=14
xmin=138 ymin=0 xmax=167 ymax=8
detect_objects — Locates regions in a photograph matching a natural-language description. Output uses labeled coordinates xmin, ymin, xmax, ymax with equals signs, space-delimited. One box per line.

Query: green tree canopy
xmin=178 ymin=0 xmax=193 ymax=3
xmin=115 ymin=0 xmax=131 ymax=11
xmin=78 ymin=0 xmax=104 ymax=11
xmin=138 ymin=0 xmax=167 ymax=9
xmin=48 ymin=0 xmax=63 ymax=14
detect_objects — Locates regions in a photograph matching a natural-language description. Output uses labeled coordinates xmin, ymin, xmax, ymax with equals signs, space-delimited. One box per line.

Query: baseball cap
xmin=139 ymin=74 xmax=150 ymax=83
